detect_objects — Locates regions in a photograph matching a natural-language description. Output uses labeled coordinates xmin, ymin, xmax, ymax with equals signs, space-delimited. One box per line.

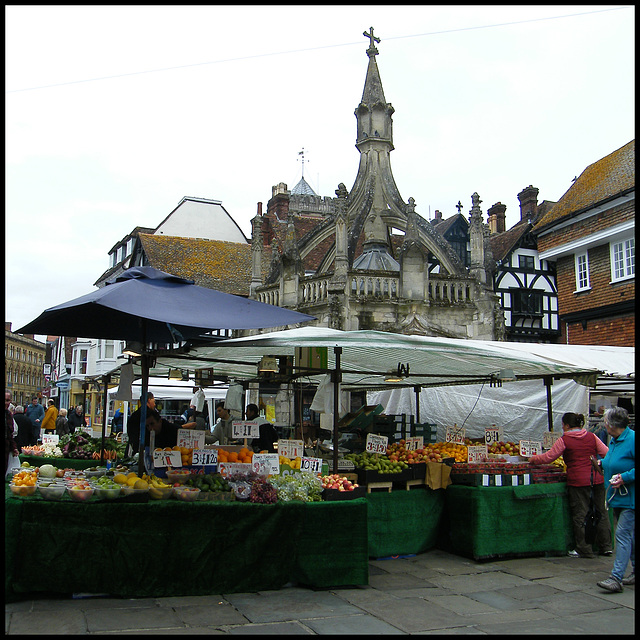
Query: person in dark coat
xmin=246 ymin=403 xmax=278 ymax=453
xmin=67 ymin=405 xmax=86 ymax=434
xmin=13 ymin=405 xmax=33 ymax=450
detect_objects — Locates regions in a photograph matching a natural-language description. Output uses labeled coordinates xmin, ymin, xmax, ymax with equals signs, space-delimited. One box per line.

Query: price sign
xmin=232 ymin=420 xmax=260 ymax=439
xmin=519 ymin=440 xmax=542 ymax=457
xmin=543 ymin=432 xmax=562 ymax=449
xmin=253 ymin=453 xmax=280 ymax=476
xmin=300 ymin=457 xmax=323 ymax=474
xmin=153 ymin=449 xmax=182 ymax=468
xmin=484 ymin=426 xmax=502 ymax=446
xmin=177 ymin=429 xmax=204 ymax=449
xmin=405 ymin=436 xmax=424 ymax=451
xmin=42 ymin=433 xmax=59 ymax=444
xmin=218 ymin=462 xmax=252 ymax=478
xmin=365 ymin=433 xmax=388 ymax=454
xmin=445 ymin=426 xmax=465 ymax=445
xmin=278 ymin=439 xmax=304 ymax=459
xmin=467 ymin=444 xmax=487 ymax=463
xmin=191 ymin=448 xmax=218 ymax=466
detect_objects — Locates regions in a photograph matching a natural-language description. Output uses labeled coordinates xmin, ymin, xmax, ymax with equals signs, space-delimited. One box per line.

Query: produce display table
xmin=367 ymin=487 xmax=445 ymax=558
xmin=439 ymin=483 xmax=573 ymax=560
xmin=5 ymin=488 xmax=368 ymax=603
xmin=18 ymin=455 xmax=99 ymax=470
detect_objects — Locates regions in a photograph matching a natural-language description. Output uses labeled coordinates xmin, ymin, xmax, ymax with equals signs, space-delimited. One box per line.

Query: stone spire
xmin=468 ymin=193 xmax=487 ymax=284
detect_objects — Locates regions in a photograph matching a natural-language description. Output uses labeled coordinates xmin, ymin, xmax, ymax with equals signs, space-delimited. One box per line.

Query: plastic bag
xmin=6 ymin=453 xmax=21 ymax=478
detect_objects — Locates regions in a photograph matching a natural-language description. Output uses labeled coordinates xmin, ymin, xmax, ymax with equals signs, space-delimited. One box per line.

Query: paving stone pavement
xmin=5 ymin=549 xmax=635 ymax=635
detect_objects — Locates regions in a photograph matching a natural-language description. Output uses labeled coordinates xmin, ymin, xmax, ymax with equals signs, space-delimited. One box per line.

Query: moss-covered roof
xmin=533 ymin=140 xmax=634 ymax=232
xmin=139 ymin=234 xmax=252 ymax=296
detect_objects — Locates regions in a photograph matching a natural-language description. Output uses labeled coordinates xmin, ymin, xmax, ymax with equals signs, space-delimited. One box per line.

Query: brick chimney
xmin=434 ymin=209 xmax=443 ymax=221
xmin=487 ymin=202 xmax=507 ymax=234
xmin=5 ymin=322 xmax=11 ymax=332
xmin=517 ymin=186 xmax=539 ymax=223
xmin=256 ymin=202 xmax=262 ymax=216
xmin=267 ymin=183 xmax=290 ymax=220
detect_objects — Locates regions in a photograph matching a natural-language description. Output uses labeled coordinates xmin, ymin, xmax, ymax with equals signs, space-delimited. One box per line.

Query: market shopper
xmin=67 ymin=405 xmax=86 ymax=434
xmin=13 ymin=405 xmax=32 ymax=450
xmin=595 ymin=407 xmax=635 ymax=593
xmin=126 ymin=392 xmax=156 ymax=455
xmin=25 ymin=397 xmax=45 ymax=443
xmin=5 ymin=391 xmax=19 ymax=475
xmin=246 ymin=403 xmax=278 ymax=453
xmin=529 ymin=412 xmax=611 ymax=558
xmin=55 ymin=408 xmax=70 ymax=436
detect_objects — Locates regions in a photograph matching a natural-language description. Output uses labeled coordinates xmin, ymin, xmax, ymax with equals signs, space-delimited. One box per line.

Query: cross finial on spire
xmin=363 ymin=26 xmax=380 ymax=57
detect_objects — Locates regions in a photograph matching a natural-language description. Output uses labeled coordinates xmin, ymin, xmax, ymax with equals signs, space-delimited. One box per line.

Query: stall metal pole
xmin=332 ymin=347 xmax=342 ymax=473
xmin=414 ymin=385 xmax=421 ymax=423
xmin=544 ymin=376 xmax=554 ymax=432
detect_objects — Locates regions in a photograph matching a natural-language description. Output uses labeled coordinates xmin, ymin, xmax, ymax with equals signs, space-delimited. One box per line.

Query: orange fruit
xmin=228 ymin=452 xmax=238 ymax=463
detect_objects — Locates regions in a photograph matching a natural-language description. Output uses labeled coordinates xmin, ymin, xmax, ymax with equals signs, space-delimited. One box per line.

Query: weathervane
xmin=297 ymin=147 xmax=308 ymax=178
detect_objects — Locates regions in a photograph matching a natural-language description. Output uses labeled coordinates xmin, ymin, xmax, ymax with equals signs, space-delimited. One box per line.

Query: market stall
xmin=5 ymin=487 xmax=368 ymax=603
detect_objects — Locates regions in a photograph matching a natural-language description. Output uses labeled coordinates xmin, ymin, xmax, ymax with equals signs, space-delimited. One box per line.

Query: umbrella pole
xmin=100 ymin=374 xmax=110 ymax=465
xmin=544 ymin=376 xmax=554 ymax=432
xmin=137 ymin=321 xmax=149 ymax=478
xmin=332 ymin=347 xmax=342 ymax=473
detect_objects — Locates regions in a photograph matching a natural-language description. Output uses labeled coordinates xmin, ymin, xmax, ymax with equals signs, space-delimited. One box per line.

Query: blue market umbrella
xmin=18 ymin=266 xmax=315 ymax=473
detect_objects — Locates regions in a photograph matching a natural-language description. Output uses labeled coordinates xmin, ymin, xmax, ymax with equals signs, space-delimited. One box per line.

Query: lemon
xmin=113 ymin=473 xmax=128 ymax=484
xmin=127 ymin=472 xmax=138 ymax=479
xmin=133 ymin=479 xmax=149 ymax=490
xmin=127 ymin=476 xmax=139 ymax=486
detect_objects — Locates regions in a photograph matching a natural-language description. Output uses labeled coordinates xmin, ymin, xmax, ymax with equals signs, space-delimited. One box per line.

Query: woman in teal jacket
xmin=596 ymin=407 xmax=635 ymax=592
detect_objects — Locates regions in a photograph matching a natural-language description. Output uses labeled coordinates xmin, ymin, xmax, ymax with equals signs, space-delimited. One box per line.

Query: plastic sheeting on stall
xmin=368 ymin=377 xmax=589 ymax=442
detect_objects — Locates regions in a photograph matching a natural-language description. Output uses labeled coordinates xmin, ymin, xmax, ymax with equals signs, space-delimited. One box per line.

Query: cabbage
xmin=39 ymin=464 xmax=57 ymax=478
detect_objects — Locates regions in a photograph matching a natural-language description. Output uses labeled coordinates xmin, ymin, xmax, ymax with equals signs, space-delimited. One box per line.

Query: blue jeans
xmin=611 ymin=508 xmax=635 ymax=581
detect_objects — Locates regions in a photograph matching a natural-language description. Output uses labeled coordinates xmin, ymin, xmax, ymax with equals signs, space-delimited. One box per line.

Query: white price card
xmin=365 ymin=433 xmax=388 ymax=454
xmin=218 ymin=462 xmax=252 ymax=477
xmin=153 ymin=450 xmax=182 ymax=468
xmin=191 ymin=448 xmax=218 ymax=466
xmin=278 ymin=439 xmax=304 ymax=459
xmin=405 ymin=436 xmax=424 ymax=451
xmin=300 ymin=457 xmax=323 ymax=474
xmin=42 ymin=433 xmax=59 ymax=444
xmin=467 ymin=444 xmax=487 ymax=463
xmin=543 ymin=431 xmax=562 ymax=449
xmin=232 ymin=420 xmax=260 ymax=439
xmin=177 ymin=429 xmax=204 ymax=449
xmin=445 ymin=426 xmax=466 ymax=445
xmin=484 ymin=427 xmax=502 ymax=446
xmin=253 ymin=453 xmax=280 ymax=476
xmin=519 ymin=440 xmax=542 ymax=457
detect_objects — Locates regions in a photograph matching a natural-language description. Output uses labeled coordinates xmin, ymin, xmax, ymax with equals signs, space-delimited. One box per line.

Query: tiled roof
xmin=488 ymin=220 xmax=529 ymax=262
xmin=533 ymin=140 xmax=635 ymax=232
xmin=138 ymin=234 xmax=252 ymax=296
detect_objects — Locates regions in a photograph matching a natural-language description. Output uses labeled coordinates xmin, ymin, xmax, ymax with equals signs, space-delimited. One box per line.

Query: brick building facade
xmin=533 ymin=141 xmax=634 ymax=346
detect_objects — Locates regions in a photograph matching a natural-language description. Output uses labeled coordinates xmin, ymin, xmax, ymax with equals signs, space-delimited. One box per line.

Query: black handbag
xmin=583 ymin=468 xmax=601 ymax=545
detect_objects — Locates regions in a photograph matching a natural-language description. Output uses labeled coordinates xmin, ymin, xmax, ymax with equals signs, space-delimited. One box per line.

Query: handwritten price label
xmin=42 ymin=433 xmax=59 ymax=444
xmin=543 ymin=432 xmax=562 ymax=449
xmin=232 ymin=420 xmax=260 ymax=439
xmin=278 ymin=439 xmax=304 ymax=459
xmin=519 ymin=440 xmax=542 ymax=457
xmin=300 ymin=457 xmax=323 ymax=474
xmin=467 ymin=444 xmax=488 ymax=463
xmin=253 ymin=453 xmax=280 ymax=476
xmin=445 ymin=426 xmax=466 ymax=445
xmin=218 ymin=462 xmax=252 ymax=478
xmin=405 ymin=436 xmax=424 ymax=451
xmin=177 ymin=429 xmax=204 ymax=449
xmin=484 ymin=427 xmax=502 ymax=446
xmin=191 ymin=449 xmax=218 ymax=466
xmin=153 ymin=450 xmax=182 ymax=468
xmin=365 ymin=433 xmax=388 ymax=454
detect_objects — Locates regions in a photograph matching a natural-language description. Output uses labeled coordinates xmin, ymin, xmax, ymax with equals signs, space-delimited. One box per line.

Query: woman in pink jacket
xmin=529 ymin=412 xmax=611 ymax=558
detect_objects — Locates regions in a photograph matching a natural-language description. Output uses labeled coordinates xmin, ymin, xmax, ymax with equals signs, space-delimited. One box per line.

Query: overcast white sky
xmin=5 ymin=5 xmax=635 ymax=337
